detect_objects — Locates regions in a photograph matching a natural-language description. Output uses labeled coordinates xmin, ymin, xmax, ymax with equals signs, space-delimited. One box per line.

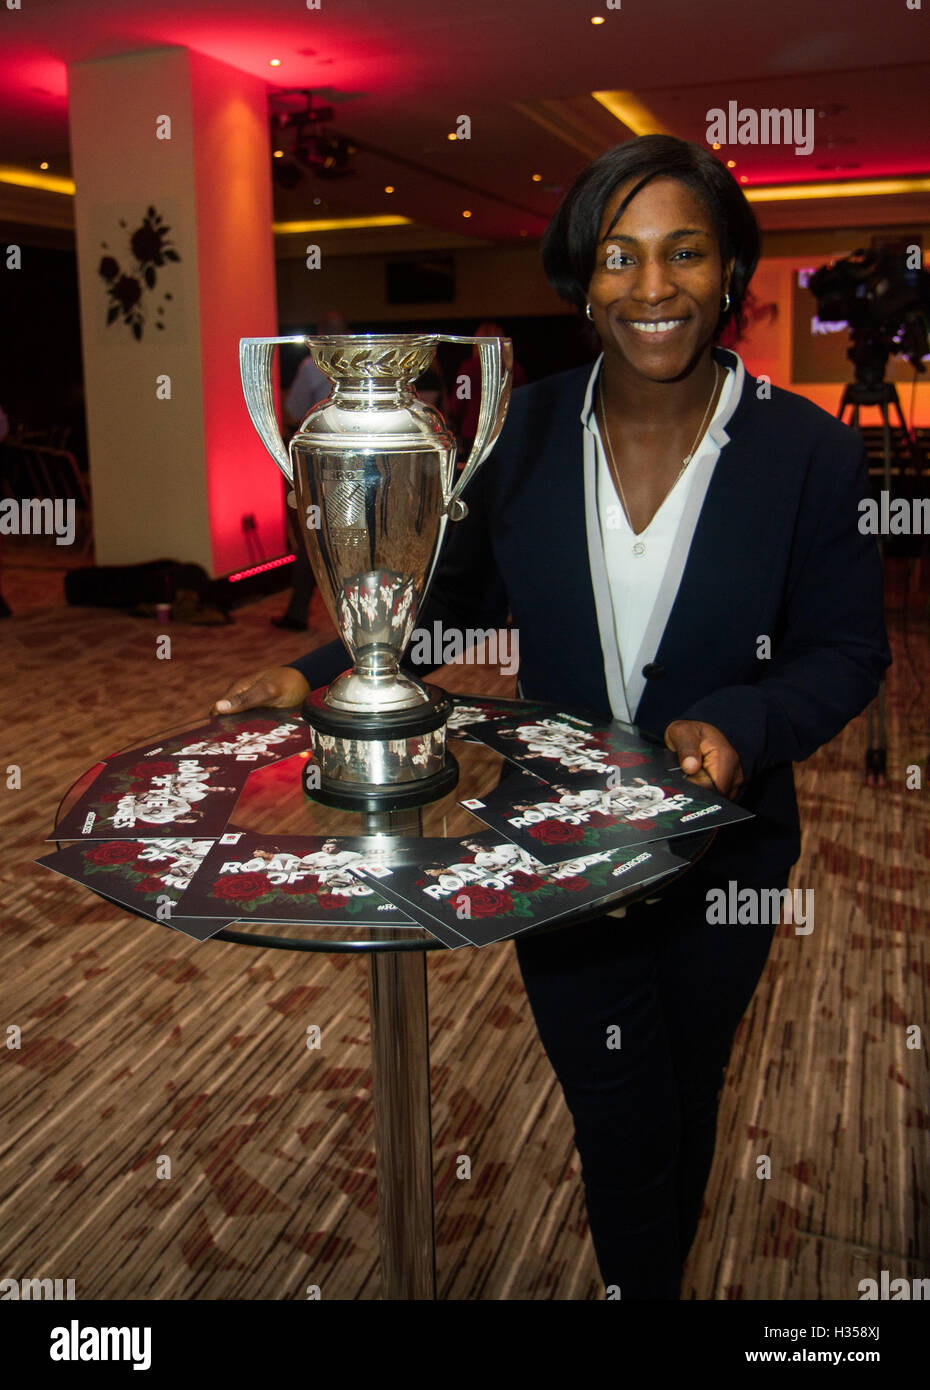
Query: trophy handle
xmin=438 ymin=336 xmax=513 ymax=519
xmin=239 ymin=336 xmax=307 ymax=484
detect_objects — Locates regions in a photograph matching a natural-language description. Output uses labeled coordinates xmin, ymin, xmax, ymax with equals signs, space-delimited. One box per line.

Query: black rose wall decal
xmin=98 ymin=207 xmax=181 ymax=340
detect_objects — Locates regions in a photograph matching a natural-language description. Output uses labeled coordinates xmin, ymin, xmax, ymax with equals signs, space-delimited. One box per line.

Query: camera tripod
xmin=837 ymin=378 xmax=916 ymax=787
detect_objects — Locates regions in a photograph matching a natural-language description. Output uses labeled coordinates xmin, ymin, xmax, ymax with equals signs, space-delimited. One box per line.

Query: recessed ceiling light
xmin=712 ymin=142 xmax=721 ymax=151
xmin=39 ymin=161 xmax=49 ymax=170
xmin=269 ymin=58 xmax=282 ymax=67
xmin=312 ymin=197 xmax=321 ymax=205
xmin=531 ymin=173 xmax=542 ymax=182
xmin=726 ymin=160 xmax=736 ymax=168
xmin=273 ymin=149 xmax=284 ymax=158
xmin=739 ymin=175 xmax=748 ymax=183
xmin=447 ymin=132 xmax=458 ymax=141
xmin=462 ymin=209 xmax=472 ymax=218
xmin=591 ymin=15 xmax=605 ymax=23
xmin=384 ymin=185 xmax=394 ymax=193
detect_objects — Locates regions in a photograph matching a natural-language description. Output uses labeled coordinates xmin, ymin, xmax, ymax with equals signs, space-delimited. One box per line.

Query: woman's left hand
xmin=664 ymin=720 xmax=744 ymax=799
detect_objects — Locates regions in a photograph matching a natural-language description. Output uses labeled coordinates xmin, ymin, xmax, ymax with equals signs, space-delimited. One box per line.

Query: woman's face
xmin=586 ymin=175 xmax=733 ymax=383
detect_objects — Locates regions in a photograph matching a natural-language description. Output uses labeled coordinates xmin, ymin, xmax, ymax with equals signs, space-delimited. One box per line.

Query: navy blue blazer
xmin=291 ymin=347 xmax=891 ymax=886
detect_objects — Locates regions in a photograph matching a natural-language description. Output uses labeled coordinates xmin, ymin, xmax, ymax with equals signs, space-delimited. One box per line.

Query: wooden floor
xmin=1 ymin=544 xmax=927 ymax=1300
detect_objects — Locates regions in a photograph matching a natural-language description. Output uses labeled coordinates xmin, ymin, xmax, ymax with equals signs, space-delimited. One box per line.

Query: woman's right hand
xmin=213 ymin=666 xmax=310 ymax=715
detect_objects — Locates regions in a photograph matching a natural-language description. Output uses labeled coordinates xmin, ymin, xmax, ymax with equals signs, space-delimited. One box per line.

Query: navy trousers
xmin=513 ymin=877 xmax=780 ymax=1298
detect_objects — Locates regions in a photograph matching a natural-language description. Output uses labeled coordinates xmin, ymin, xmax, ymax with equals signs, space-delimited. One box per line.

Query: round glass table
xmin=52 ymin=700 xmax=714 ymax=1299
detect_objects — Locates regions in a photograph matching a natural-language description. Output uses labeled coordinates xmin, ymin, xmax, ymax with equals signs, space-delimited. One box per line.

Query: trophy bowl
xmin=239 ymin=332 xmax=513 ymax=811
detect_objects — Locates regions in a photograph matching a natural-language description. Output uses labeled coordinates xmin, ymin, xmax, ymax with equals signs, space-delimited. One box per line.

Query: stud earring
xmin=585 ymin=302 xmax=594 ymax=321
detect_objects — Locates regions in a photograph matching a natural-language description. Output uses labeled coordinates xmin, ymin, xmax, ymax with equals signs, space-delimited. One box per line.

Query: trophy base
xmin=302 ymin=684 xmax=459 ymax=812
xmin=302 ymin=754 xmax=459 ymax=813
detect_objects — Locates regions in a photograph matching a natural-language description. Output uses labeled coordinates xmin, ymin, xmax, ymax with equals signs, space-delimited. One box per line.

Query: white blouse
xmin=581 ymin=351 xmax=746 ymax=723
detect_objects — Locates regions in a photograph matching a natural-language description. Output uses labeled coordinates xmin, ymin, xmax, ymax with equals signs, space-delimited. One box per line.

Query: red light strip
xmin=227 ymin=554 xmax=296 ymax=582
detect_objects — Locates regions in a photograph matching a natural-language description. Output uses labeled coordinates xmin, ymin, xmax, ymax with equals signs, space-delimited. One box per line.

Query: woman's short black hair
xmin=541 ymin=134 xmax=761 ymax=338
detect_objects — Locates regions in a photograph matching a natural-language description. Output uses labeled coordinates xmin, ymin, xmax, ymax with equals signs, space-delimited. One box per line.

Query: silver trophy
xmin=239 ymin=332 xmax=513 ymax=809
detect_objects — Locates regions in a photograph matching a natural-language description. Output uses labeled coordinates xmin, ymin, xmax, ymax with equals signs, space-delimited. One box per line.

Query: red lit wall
xmin=190 ymin=50 xmax=284 ymax=576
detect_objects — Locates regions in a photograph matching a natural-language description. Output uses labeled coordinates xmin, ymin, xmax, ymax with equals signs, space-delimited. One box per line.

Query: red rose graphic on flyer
xmin=459 ymin=763 xmax=752 ymax=866
xmin=509 ymin=870 xmax=546 ymax=892
xmin=456 ymin=886 xmax=514 ymax=917
xmin=135 ymin=875 xmax=169 ymax=894
xmin=36 ymin=837 xmax=236 ymax=941
xmin=315 ymin=893 xmax=348 ymax=912
xmin=351 ymin=831 xmax=685 ymax=949
xmin=176 ymin=832 xmax=417 ymax=928
xmin=604 ymin=750 xmax=652 ymax=768
xmin=84 ymin=841 xmax=146 ymax=865
xmin=279 ymin=877 xmax=319 ymax=895
xmin=528 ymin=821 xmax=587 ymax=846
xmin=127 ymin=761 xmax=176 ymax=778
xmin=50 ymin=751 xmax=251 ymax=840
xmin=210 ymin=873 xmax=269 ymax=902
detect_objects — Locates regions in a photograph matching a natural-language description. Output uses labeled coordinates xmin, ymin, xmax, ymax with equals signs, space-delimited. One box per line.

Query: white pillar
xmin=69 ymin=45 xmax=284 ymax=574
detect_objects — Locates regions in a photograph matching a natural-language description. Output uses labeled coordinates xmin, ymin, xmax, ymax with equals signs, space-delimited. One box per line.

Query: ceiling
xmin=1 ymin=0 xmax=929 ymax=249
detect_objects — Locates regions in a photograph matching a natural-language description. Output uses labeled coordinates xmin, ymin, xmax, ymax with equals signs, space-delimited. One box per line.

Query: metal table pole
xmin=363 ymin=806 xmax=437 ymax=1300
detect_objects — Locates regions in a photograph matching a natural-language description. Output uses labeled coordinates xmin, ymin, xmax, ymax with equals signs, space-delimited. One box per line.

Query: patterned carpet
xmin=1 ymin=543 xmax=927 ymax=1300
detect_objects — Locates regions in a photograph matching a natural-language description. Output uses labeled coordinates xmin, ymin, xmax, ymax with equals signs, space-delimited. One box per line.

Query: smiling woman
xmin=213 ymin=133 xmax=891 ymax=1302
xmin=542 ymin=135 xmax=759 ymax=334
xmin=544 ymin=142 xmax=762 ymax=537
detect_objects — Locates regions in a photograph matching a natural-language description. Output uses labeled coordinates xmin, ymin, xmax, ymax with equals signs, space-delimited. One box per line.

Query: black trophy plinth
xmin=301 ymin=683 xmax=460 ymax=812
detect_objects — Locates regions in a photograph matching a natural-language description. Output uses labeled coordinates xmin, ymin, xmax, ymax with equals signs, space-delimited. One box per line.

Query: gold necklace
xmin=597 ymin=361 xmax=720 ymax=530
